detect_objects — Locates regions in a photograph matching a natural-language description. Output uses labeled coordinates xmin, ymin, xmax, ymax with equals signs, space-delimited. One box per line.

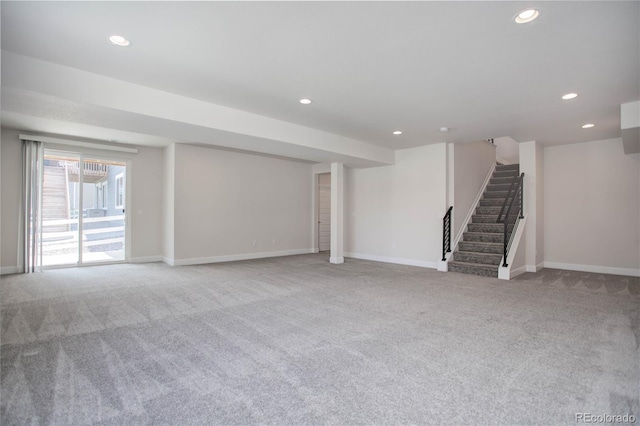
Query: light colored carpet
xmin=1 ymin=254 xmax=638 ymax=425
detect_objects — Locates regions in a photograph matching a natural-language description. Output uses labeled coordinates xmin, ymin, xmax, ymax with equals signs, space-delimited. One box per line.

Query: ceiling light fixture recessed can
xmin=562 ymin=93 xmax=579 ymax=100
xmin=582 ymin=123 xmax=595 ymax=129
xmin=393 ymin=130 xmax=403 ymax=135
xmin=109 ymin=35 xmax=131 ymax=47
xmin=299 ymin=98 xmax=312 ymax=105
xmin=515 ymin=8 xmax=539 ymax=24
xmin=440 ymin=127 xmax=449 ymax=133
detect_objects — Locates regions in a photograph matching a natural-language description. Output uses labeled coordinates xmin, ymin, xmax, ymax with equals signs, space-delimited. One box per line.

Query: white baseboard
xmin=345 ymin=252 xmax=437 ymax=269
xmin=130 ymin=255 xmax=163 ymax=264
xmin=329 ymin=256 xmax=344 ymax=264
xmin=170 ymin=248 xmax=316 ymax=267
xmin=499 ymin=264 xmax=528 ymax=280
xmin=311 ymin=248 xmax=320 ymax=254
xmin=544 ymin=262 xmax=640 ymax=277
xmin=509 ymin=265 xmax=527 ymax=279
xmin=526 ymin=262 xmax=544 ymax=273
xmin=0 ymin=266 xmax=20 ymax=275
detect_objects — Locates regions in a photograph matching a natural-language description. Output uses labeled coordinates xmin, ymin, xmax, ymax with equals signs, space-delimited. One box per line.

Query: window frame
xmin=115 ymin=173 xmax=124 ymax=209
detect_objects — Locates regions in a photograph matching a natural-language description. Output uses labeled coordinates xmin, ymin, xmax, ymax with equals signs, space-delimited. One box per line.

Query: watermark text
xmin=576 ymin=413 xmax=636 ymax=424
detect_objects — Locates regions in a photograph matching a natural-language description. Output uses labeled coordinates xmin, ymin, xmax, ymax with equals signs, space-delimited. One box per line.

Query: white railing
xmin=42 ymin=214 xmax=124 ymax=227
xmin=42 ymin=215 xmax=125 ymax=248
xmin=42 ymin=215 xmax=125 ymax=243
xmin=64 ymin=161 xmax=108 ymax=176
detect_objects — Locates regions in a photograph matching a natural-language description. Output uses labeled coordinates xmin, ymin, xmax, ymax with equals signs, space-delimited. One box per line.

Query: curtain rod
xmin=19 ymin=134 xmax=139 ymax=154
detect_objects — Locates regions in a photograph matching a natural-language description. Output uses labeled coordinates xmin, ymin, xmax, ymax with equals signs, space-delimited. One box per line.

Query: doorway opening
xmin=41 ymin=149 xmax=129 ymax=267
xmin=317 ymin=173 xmax=331 ymax=252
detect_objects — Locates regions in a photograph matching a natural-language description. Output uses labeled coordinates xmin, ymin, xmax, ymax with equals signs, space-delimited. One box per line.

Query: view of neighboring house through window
xmin=115 ymin=172 xmax=124 ymax=210
xmin=97 ymin=181 xmax=107 ymax=209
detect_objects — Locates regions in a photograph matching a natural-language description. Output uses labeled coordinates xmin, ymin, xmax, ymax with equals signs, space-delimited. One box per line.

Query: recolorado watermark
xmin=576 ymin=413 xmax=637 ymax=423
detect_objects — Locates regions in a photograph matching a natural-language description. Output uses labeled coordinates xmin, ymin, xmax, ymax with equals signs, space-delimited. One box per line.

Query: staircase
xmin=42 ymin=165 xmax=69 ymax=233
xmin=448 ymin=164 xmax=520 ymax=278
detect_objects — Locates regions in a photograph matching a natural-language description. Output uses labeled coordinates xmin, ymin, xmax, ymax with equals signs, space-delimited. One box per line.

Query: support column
xmin=519 ymin=141 xmax=544 ymax=272
xmin=330 ymin=162 xmax=344 ymax=264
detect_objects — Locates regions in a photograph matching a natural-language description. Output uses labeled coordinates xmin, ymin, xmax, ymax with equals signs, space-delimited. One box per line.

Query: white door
xmin=318 ymin=176 xmax=331 ymax=252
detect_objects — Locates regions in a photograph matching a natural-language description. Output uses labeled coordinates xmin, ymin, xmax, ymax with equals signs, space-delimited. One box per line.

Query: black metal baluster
xmin=442 ymin=206 xmax=452 ymax=261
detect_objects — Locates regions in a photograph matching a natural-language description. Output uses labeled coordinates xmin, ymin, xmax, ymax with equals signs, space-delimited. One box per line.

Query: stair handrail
xmin=442 ymin=206 xmax=453 ymax=261
xmin=496 ymin=173 xmax=524 ymax=267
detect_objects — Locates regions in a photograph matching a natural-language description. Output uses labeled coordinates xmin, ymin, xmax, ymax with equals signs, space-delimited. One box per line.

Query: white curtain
xmin=22 ymin=139 xmax=43 ymax=273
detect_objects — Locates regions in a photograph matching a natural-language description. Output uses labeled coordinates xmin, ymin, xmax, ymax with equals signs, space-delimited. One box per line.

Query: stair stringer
xmin=437 ymin=164 xmax=495 ymax=272
xmin=498 ymin=216 xmax=527 ymax=280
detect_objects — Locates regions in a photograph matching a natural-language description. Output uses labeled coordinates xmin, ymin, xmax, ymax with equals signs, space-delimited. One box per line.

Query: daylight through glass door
xmin=42 ymin=150 xmax=127 ymax=267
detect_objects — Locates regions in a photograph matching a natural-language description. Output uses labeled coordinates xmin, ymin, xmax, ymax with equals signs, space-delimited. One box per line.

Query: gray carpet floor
xmin=1 ymin=254 xmax=638 ymax=425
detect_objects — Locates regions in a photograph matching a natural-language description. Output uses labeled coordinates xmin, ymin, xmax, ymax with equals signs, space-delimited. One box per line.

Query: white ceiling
xmin=1 ymin=1 xmax=639 ymax=157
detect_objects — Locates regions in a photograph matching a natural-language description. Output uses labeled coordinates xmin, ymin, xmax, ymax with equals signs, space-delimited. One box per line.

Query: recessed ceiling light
xmin=299 ymin=98 xmax=312 ymax=105
xmin=393 ymin=131 xmax=403 ymax=135
xmin=562 ymin=93 xmax=579 ymax=100
xmin=515 ymin=8 xmax=539 ymax=24
xmin=582 ymin=123 xmax=595 ymax=129
xmin=109 ymin=35 xmax=131 ymax=47
xmin=440 ymin=127 xmax=449 ymax=133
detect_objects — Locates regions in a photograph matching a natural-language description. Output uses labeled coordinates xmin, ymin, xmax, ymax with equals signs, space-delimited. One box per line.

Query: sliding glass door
xmin=41 ymin=150 xmax=128 ymax=267
xmin=41 ymin=152 xmax=80 ymax=266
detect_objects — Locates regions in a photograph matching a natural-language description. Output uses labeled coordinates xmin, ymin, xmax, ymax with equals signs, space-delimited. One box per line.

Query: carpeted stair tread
xmin=463 ymin=232 xmax=505 ymax=243
xmin=480 ymin=198 xmax=513 ymax=206
xmin=475 ymin=206 xmax=502 ymax=215
xmin=454 ymin=251 xmax=502 ymax=265
xmin=484 ymin=191 xmax=509 ymax=198
xmin=448 ymin=261 xmax=498 ymax=277
xmin=495 ymin=164 xmax=519 ymax=171
xmin=490 ymin=177 xmax=518 ymax=185
xmin=467 ymin=223 xmax=511 ymax=233
xmin=471 ymin=214 xmax=499 ymax=223
xmin=458 ymin=241 xmax=503 ymax=254
xmin=493 ymin=171 xmax=519 ymax=178
xmin=487 ymin=183 xmax=513 ymax=192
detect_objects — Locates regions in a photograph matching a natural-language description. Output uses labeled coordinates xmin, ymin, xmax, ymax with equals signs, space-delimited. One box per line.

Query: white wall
xmin=621 ymin=101 xmax=640 ymax=129
xmin=128 ymin=145 xmax=164 ymax=262
xmin=1 ymin=129 xmax=22 ymax=273
xmin=494 ymin=137 xmax=520 ymax=164
xmin=345 ymin=143 xmax=447 ymax=268
xmin=621 ymin=101 xmax=640 ymax=156
xmin=544 ymin=138 xmax=640 ymax=276
xmin=169 ymin=144 xmax=313 ymax=264
xmin=452 ymin=141 xmax=496 ymax=240
xmin=0 ymin=128 xmax=165 ymax=272
xmin=0 ymin=127 xmax=2 ymax=272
